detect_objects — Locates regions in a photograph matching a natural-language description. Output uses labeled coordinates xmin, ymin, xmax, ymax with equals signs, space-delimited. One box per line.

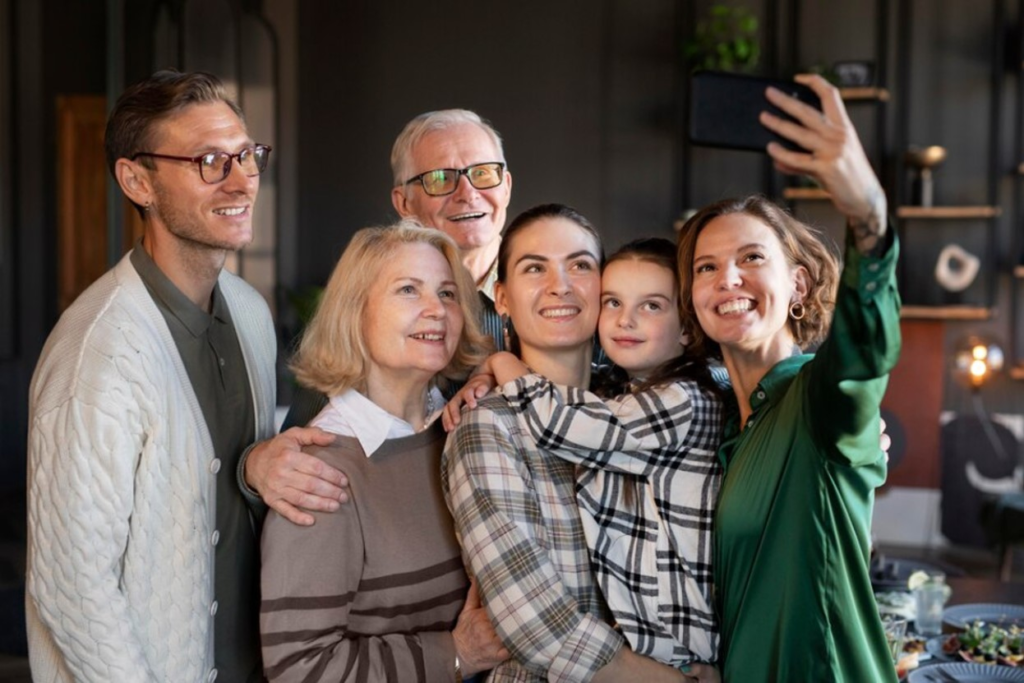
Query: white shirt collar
xmin=310 ymin=386 xmax=444 ymax=457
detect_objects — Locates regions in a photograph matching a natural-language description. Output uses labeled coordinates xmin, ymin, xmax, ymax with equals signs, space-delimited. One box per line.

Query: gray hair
xmin=390 ymin=109 xmax=506 ymax=187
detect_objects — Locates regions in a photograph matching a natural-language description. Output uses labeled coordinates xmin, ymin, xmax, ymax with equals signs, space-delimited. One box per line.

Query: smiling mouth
xmin=541 ymin=306 xmax=580 ymax=319
xmin=410 ymin=332 xmax=445 ymax=341
xmin=448 ymin=211 xmax=486 ymax=222
xmin=717 ymin=299 xmax=754 ymax=315
xmin=612 ymin=336 xmax=643 ymax=345
xmin=213 ymin=206 xmax=248 ymax=217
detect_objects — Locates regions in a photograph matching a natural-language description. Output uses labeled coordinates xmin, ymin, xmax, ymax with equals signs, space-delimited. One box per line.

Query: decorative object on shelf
xmin=833 ymin=60 xmax=874 ymax=87
xmin=951 ymin=335 xmax=1005 ymax=391
xmin=682 ymin=3 xmax=760 ymax=73
xmin=905 ymin=145 xmax=947 ymax=207
xmin=934 ymin=243 xmax=981 ymax=292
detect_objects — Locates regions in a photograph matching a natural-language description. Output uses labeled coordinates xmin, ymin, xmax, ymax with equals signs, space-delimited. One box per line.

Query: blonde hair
xmin=290 ymin=220 xmax=492 ymax=395
xmin=677 ymin=195 xmax=840 ymax=359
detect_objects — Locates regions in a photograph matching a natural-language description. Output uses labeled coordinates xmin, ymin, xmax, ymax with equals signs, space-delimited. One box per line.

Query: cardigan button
xmin=207 ymin=668 xmax=218 ymax=682
xmin=209 ymin=459 xmax=222 ymax=474
xmin=756 ymin=390 xmax=766 ymax=400
xmin=210 ymin=600 xmax=218 ymax=617
xmin=865 ymin=281 xmax=877 ymax=292
xmin=211 ymin=530 xmax=220 ymax=547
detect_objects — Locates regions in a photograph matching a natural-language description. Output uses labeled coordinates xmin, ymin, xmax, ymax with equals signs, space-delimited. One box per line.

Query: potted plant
xmin=683 ymin=3 xmax=760 ymax=73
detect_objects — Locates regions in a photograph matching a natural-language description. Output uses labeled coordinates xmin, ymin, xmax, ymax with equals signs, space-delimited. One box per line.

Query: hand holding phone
xmin=689 ymin=71 xmax=822 ymax=153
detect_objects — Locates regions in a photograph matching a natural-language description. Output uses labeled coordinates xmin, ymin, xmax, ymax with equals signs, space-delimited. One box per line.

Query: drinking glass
xmin=913 ymin=572 xmax=949 ymax=637
xmin=882 ymin=615 xmax=908 ymax=664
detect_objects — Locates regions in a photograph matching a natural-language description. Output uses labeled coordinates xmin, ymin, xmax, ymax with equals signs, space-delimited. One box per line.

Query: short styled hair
xmin=676 ymin=195 xmax=840 ymax=360
xmin=390 ymin=109 xmax=506 ymax=187
xmin=290 ymin=220 xmax=492 ymax=396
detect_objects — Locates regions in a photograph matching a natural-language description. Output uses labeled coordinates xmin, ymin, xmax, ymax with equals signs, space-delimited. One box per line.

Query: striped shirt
xmin=260 ymin=424 xmax=467 ymax=682
xmin=501 ymin=374 xmax=723 ymax=667
xmin=442 ymin=396 xmax=625 ymax=683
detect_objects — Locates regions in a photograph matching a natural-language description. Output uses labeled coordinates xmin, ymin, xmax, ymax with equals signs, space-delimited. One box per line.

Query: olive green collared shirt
xmin=131 ymin=243 xmax=261 ymax=683
xmin=714 ymin=232 xmax=901 ymax=683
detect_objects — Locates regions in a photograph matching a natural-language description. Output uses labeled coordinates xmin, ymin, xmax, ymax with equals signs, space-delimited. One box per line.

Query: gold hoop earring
xmin=789 ymin=302 xmax=806 ymax=321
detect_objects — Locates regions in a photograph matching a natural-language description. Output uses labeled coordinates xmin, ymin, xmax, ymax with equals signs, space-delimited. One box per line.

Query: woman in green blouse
xmin=676 ymin=74 xmax=901 ymax=682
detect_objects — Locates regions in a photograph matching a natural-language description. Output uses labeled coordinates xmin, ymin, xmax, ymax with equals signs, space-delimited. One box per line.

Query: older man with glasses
xmin=243 ymin=109 xmax=519 ymax=520
xmin=26 ymin=70 xmax=337 ymax=683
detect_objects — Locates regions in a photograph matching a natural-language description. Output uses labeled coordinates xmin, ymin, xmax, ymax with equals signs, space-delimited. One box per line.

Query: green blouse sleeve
xmin=804 ymin=229 xmax=902 ymax=466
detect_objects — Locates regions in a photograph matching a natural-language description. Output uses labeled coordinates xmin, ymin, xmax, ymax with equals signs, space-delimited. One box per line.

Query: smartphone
xmin=689 ymin=71 xmax=822 ymax=153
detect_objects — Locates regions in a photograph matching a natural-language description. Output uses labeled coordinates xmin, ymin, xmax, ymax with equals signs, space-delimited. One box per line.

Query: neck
xmin=519 ymin=344 xmax=593 ymax=389
xmin=721 ymin=341 xmax=800 ymax=429
xmin=143 ymin=229 xmax=225 ymax=312
xmin=364 ymin=370 xmax=433 ymax=431
xmin=461 ymin=239 xmax=501 ymax=284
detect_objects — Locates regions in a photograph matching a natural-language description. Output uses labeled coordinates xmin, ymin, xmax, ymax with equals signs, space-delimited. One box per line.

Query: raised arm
xmin=501 ymin=374 xmax=707 ymax=476
xmin=760 ymin=73 xmax=888 ymax=256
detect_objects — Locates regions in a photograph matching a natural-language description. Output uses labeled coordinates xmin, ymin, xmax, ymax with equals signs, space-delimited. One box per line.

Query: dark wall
xmin=293 ymin=0 xmax=683 ymax=289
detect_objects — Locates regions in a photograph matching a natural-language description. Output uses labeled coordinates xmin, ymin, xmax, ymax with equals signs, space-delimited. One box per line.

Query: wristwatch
xmin=454 ymin=653 xmax=463 ymax=681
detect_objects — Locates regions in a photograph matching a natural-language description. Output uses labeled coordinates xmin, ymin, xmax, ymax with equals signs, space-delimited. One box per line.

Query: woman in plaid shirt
xmin=446 ymin=237 xmax=726 ymax=672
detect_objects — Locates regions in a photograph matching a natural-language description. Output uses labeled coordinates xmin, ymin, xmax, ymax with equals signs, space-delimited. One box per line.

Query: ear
xmin=791 ymin=264 xmax=811 ymax=304
xmin=493 ymin=281 xmax=510 ymax=317
xmin=115 ymin=158 xmax=155 ymax=209
xmin=391 ymin=185 xmax=413 ymax=218
xmin=501 ymin=168 xmax=513 ymax=203
xmin=679 ymin=330 xmax=691 ymax=348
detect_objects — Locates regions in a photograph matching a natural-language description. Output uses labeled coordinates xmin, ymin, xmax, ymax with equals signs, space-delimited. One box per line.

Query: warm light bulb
xmin=972 ymin=345 xmax=987 ymax=361
xmin=970 ymin=359 xmax=987 ymax=378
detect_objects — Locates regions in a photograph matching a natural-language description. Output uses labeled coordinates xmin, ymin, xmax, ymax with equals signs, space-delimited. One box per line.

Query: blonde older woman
xmin=260 ymin=221 xmax=507 ymax=682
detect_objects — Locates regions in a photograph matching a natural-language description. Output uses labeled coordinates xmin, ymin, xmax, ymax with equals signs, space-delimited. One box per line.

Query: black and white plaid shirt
xmin=502 ymin=374 xmax=723 ymax=668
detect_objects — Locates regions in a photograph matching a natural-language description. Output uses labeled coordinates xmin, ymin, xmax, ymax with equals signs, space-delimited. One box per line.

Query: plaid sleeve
xmin=441 ymin=405 xmax=624 ymax=682
xmin=500 ymin=374 xmax=694 ymax=476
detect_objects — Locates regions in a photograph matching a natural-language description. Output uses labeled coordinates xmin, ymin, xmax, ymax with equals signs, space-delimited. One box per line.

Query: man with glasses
xmin=26 ymin=70 xmax=336 ymax=683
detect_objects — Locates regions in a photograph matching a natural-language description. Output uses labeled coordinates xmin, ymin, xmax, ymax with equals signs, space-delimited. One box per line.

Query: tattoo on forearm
xmin=848 ymin=184 xmax=888 ymax=256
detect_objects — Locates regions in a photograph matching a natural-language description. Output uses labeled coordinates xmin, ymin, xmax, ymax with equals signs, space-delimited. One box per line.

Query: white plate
xmin=943 ymin=603 xmax=1024 ymax=629
xmin=907 ymin=662 xmax=1024 ymax=682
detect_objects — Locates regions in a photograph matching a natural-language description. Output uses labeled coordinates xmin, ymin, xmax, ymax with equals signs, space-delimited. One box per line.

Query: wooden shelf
xmin=783 ymin=187 xmax=829 ymax=200
xmin=896 ymin=206 xmax=1001 ymax=219
xmin=1011 ymin=364 xmax=1024 ymax=381
xmin=900 ymin=305 xmax=993 ymax=320
xmin=839 ymin=87 xmax=890 ymax=102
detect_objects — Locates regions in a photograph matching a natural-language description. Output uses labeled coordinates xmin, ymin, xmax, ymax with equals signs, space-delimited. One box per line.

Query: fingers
xmin=793 ymin=72 xmax=849 ymax=124
xmin=266 ymin=498 xmax=315 ymax=527
xmin=464 ymin=577 xmax=481 ymax=609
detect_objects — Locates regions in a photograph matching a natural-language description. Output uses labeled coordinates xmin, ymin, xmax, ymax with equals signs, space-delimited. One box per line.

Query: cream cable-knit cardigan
xmin=26 ymin=252 xmax=276 ymax=683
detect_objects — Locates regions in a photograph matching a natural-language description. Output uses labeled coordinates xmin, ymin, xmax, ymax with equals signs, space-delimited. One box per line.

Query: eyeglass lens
xmin=200 ymin=145 xmax=270 ymax=183
xmin=421 ymin=163 xmax=503 ymax=196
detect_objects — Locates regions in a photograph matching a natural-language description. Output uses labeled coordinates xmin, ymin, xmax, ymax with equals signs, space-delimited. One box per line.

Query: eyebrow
xmin=694 ymin=242 xmax=767 ymax=261
xmin=392 ymin=276 xmax=458 ymax=288
xmin=602 ymin=290 xmax=674 ymax=301
xmin=515 ymin=250 xmax=598 ymax=266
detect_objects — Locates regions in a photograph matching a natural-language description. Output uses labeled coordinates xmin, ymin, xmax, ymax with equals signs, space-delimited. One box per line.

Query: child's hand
xmin=442 ymin=373 xmax=497 ymax=431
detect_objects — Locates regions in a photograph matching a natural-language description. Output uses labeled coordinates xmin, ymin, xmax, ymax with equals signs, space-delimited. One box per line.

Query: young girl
xmin=445 ymin=237 xmax=725 ymax=671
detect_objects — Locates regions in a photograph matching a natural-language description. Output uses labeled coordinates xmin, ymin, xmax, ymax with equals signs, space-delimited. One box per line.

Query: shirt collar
xmin=478 ymin=258 xmax=499 ymax=302
xmin=130 ymin=238 xmax=228 ymax=336
xmin=310 ymin=386 xmax=445 ymax=456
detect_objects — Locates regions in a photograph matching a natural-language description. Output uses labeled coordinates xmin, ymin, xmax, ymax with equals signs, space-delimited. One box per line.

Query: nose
xmin=717 ymin=262 xmax=742 ymax=289
xmin=615 ymin=307 xmax=636 ymax=329
xmin=423 ymin=292 xmax=447 ymax=319
xmin=546 ymin=266 xmax=572 ymax=296
xmin=448 ymin=173 xmax=479 ymax=202
xmin=221 ymin=157 xmax=259 ymax=194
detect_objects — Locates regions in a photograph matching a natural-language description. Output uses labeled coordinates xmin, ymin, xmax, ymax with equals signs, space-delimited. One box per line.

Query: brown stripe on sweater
xmin=350 ymin=585 xmax=465 ymax=620
xmin=357 ymin=554 xmax=465 ymax=592
xmin=261 ymin=590 xmax=356 ymax=614
xmin=408 ymin=634 xmax=426 ymax=682
xmin=262 ymin=638 xmax=358 ymax=681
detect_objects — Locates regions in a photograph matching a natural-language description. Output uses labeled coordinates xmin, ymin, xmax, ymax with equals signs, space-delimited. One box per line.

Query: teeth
xmin=718 ymin=299 xmax=753 ymax=315
xmin=542 ymin=307 xmax=578 ymax=318
xmin=412 ymin=333 xmax=444 ymax=341
xmin=214 ymin=207 xmax=246 ymax=216
xmin=450 ymin=212 xmax=485 ymax=222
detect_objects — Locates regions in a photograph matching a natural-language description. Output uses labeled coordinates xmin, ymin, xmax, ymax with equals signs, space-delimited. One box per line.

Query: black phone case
xmin=689 ymin=71 xmax=822 ymax=153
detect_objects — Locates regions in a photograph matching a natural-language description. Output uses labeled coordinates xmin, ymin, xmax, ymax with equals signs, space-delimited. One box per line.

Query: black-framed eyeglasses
xmin=402 ymin=162 xmax=505 ymax=197
xmin=131 ymin=144 xmax=272 ymax=184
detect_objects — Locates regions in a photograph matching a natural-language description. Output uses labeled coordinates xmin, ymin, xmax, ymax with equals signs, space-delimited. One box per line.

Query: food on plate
xmin=896 ymin=651 xmax=919 ymax=678
xmin=902 ymin=637 xmax=926 ymax=654
xmin=940 ymin=620 xmax=1022 ymax=667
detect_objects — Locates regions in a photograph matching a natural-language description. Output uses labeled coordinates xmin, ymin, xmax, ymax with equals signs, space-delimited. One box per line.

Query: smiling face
xmin=494 ymin=217 xmax=601 ymax=362
xmin=598 ymin=258 xmax=685 ymax=379
xmin=139 ymin=101 xmax=259 ymax=253
xmin=691 ymin=213 xmax=808 ymax=364
xmin=361 ymin=241 xmax=464 ymax=390
xmin=392 ymin=122 xmax=511 ymax=256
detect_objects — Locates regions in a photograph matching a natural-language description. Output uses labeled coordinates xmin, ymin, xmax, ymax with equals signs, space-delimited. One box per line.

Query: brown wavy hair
xmin=290 ymin=220 xmax=492 ymax=396
xmin=676 ymin=195 xmax=840 ymax=360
